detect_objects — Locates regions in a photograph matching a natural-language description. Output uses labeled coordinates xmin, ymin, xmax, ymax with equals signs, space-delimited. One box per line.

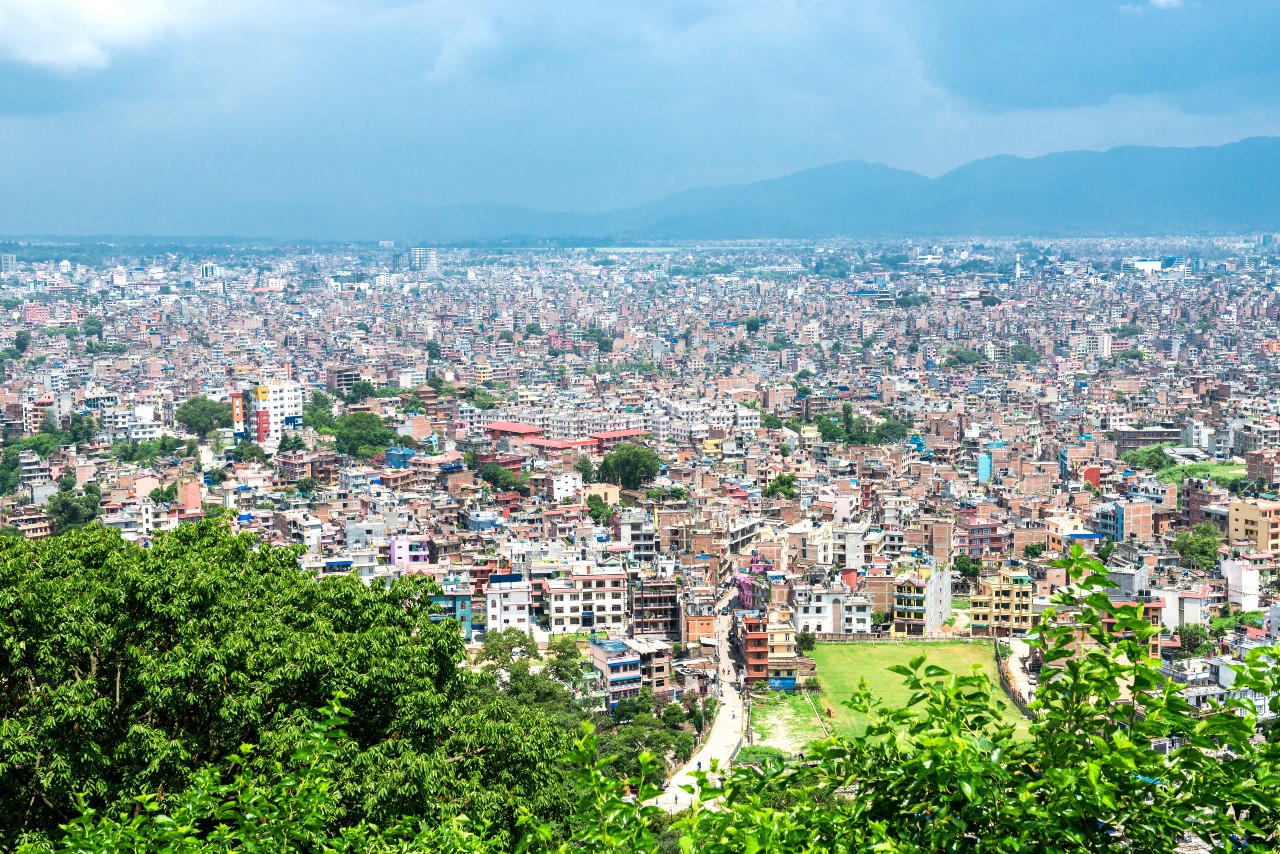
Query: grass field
xmin=1154 ymin=462 xmax=1245 ymax=485
xmin=749 ymin=689 xmax=828 ymax=753
xmin=810 ymin=641 xmax=1028 ymax=738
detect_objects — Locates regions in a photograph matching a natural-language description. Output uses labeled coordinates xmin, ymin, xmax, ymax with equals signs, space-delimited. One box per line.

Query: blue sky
xmin=1 ymin=0 xmax=1278 ymax=235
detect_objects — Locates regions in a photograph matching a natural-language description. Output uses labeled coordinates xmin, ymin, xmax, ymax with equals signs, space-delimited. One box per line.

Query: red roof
xmin=590 ymin=429 xmax=649 ymax=439
xmin=484 ymin=421 xmax=543 ymax=435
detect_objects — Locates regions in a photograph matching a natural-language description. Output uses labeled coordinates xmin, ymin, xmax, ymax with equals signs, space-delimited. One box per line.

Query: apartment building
xmin=589 ymin=639 xmax=643 ymax=708
xmin=632 ymin=576 xmax=680 ymax=638
xmin=1227 ymin=499 xmax=1280 ymax=552
xmin=790 ymin=574 xmax=874 ymax=635
xmin=970 ymin=566 xmax=1036 ymax=638
xmin=485 ymin=572 xmax=532 ymax=635
xmin=891 ymin=565 xmax=952 ymax=636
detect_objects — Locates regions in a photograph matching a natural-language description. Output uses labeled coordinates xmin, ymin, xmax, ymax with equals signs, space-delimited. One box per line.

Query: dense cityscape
xmin=3 ymin=234 xmax=1280 ymax=850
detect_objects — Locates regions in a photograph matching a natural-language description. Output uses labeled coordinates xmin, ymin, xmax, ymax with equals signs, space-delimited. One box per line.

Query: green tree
xmin=477 ymin=626 xmax=540 ymax=669
xmin=0 ymin=523 xmax=574 ymax=848
xmin=276 ymin=432 xmax=307 ymax=453
xmin=744 ymin=316 xmax=762 ymax=335
xmin=762 ymin=473 xmax=798 ymax=500
xmin=302 ymin=390 xmax=336 ymax=431
xmin=295 ymin=476 xmax=317 ymax=496
xmin=952 ymin=553 xmax=983 ymax=579
xmin=585 ymin=493 xmax=614 ymax=526
xmin=1097 ymin=536 xmax=1117 ymax=563
xmin=574 ymin=453 xmax=595 ymax=483
xmin=796 ymin=629 xmax=817 ymax=653
xmin=13 ymin=329 xmax=30 ymax=354
xmin=346 ymin=380 xmax=376 ymax=404
xmin=1120 ymin=442 xmax=1177 ymax=473
xmin=333 ymin=412 xmax=394 ymax=458
xmin=1175 ymin=623 xmax=1213 ymax=659
xmin=46 ymin=481 xmax=101 ymax=533
xmin=1024 ymin=542 xmax=1046 ymax=559
xmin=873 ymin=417 xmax=910 ymax=445
xmin=526 ymin=321 xmax=543 ymax=335
xmin=1010 ymin=343 xmax=1042 ymax=365
xmin=426 ymin=340 xmax=442 ymax=360
xmin=228 ymin=441 xmax=268 ymax=464
xmin=545 ymin=635 xmax=587 ymax=684
xmin=597 ymin=443 xmax=660 ymax=490
xmin=81 ymin=317 xmax=104 ymax=340
xmin=1171 ymin=522 xmax=1222 ymax=569
xmin=175 ymin=396 xmax=233 ymax=438
xmin=478 ymin=462 xmax=522 ymax=493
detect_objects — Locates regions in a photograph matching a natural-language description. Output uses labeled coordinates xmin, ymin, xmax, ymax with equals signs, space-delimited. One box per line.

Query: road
xmin=1006 ymin=637 xmax=1035 ymax=702
xmin=649 ymin=591 xmax=744 ymax=813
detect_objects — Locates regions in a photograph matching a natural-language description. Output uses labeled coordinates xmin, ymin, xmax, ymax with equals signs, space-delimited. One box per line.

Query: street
xmin=649 ymin=589 xmax=743 ymax=813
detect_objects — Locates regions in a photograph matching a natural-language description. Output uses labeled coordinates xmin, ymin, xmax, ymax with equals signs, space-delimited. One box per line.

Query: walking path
xmin=650 ymin=593 xmax=744 ymax=813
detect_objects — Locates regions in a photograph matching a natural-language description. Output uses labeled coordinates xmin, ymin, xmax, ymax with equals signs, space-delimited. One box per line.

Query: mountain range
xmin=402 ymin=137 xmax=1280 ymax=242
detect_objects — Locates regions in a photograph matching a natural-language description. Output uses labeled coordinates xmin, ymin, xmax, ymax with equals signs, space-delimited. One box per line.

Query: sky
xmin=1 ymin=0 xmax=1279 ymax=236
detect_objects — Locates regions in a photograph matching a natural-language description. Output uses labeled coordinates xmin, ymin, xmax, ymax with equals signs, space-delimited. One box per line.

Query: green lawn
xmin=1154 ymin=462 xmax=1244 ymax=485
xmin=810 ymin=641 xmax=1027 ymax=738
xmin=749 ymin=689 xmax=828 ymax=753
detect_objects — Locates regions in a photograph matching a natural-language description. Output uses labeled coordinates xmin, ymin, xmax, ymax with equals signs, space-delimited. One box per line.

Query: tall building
xmin=410 ymin=247 xmax=438 ymax=272
xmin=0 ymin=254 xmax=16 ymax=274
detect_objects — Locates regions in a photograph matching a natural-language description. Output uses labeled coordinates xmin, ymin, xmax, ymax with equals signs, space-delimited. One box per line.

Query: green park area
xmin=810 ymin=641 xmax=1028 ymax=738
xmin=1154 ymin=462 xmax=1245 ymax=485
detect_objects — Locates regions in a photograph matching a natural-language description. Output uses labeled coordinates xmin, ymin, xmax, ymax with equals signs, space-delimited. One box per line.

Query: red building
xmin=484 ymin=421 xmax=543 ymax=441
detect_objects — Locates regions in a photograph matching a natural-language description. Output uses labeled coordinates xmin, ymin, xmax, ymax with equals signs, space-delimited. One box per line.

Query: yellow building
xmin=1044 ymin=513 xmax=1089 ymax=556
xmin=1228 ymin=499 xmax=1280 ymax=552
xmin=970 ymin=567 xmax=1035 ymax=638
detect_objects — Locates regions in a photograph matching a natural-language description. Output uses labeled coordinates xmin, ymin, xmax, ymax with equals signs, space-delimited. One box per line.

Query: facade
xmin=891 ymin=565 xmax=952 ymax=636
xmin=631 ymin=576 xmax=680 ymax=638
xmin=1228 ymin=499 xmax=1280 ymax=552
xmin=970 ymin=567 xmax=1036 ymax=638
xmin=485 ymin=572 xmax=532 ymax=634
xmin=790 ymin=575 xmax=873 ymax=635
xmin=589 ymin=639 xmax=643 ymax=708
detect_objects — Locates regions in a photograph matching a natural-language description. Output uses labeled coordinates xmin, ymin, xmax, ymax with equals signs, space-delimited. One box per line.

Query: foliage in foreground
xmin=12 ymin=545 xmax=1280 ymax=852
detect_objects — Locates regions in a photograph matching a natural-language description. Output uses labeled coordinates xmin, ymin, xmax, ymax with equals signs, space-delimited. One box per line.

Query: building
xmin=1094 ymin=498 xmax=1154 ymax=544
xmin=1182 ymin=477 xmax=1229 ymax=526
xmin=0 ymin=254 xmax=15 ymax=274
xmin=1246 ymin=450 xmax=1280 ymax=488
xmin=734 ymin=610 xmax=769 ymax=686
xmin=632 ymin=576 xmax=680 ymax=638
xmin=790 ymin=574 xmax=874 ymax=635
xmin=485 ymin=572 xmax=532 ymax=634
xmin=244 ymin=379 xmax=305 ymax=444
xmin=623 ymin=638 xmax=673 ymax=697
xmin=891 ymin=565 xmax=952 ymax=636
xmin=589 ymin=638 xmax=643 ymax=708
xmin=970 ymin=566 xmax=1036 ymax=638
xmin=765 ymin=604 xmax=803 ymax=689
xmin=1227 ymin=499 xmax=1280 ymax=552
xmin=956 ymin=515 xmax=1013 ymax=558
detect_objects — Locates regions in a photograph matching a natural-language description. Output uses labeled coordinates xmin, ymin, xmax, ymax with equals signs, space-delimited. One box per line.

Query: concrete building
xmin=1228 ymin=499 xmax=1280 ymax=552
xmin=589 ymin=638 xmax=643 ymax=708
xmin=970 ymin=566 xmax=1036 ymax=638
xmin=485 ymin=572 xmax=532 ymax=634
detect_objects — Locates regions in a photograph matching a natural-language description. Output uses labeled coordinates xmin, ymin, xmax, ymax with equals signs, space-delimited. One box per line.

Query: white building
xmin=486 ymin=573 xmax=532 ymax=634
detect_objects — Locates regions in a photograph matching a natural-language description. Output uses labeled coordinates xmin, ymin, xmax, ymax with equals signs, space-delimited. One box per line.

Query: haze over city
xmin=3 ymin=0 xmax=1280 ymax=235
xmin=3 ymin=2 xmax=1280 ymax=853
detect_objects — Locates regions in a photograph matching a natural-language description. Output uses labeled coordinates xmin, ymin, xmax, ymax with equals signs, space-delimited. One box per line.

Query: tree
xmin=870 ymin=609 xmax=890 ymax=627
xmin=952 ymin=553 xmax=982 ymax=579
xmin=227 ymin=441 xmax=268 ymax=464
xmin=526 ymin=321 xmax=543 ymax=335
xmin=346 ymin=380 xmax=376 ymax=404
xmin=762 ymin=473 xmax=798 ymax=500
xmin=1024 ymin=542 xmax=1046 ymax=559
xmin=1120 ymin=442 xmax=1177 ymax=474
xmin=574 ymin=453 xmax=595 ymax=483
xmin=333 ymin=412 xmax=394 ymax=458
xmin=81 ymin=317 xmax=104 ymax=340
xmin=597 ymin=443 xmax=660 ymax=490
xmin=1171 ymin=521 xmax=1222 ymax=569
xmin=796 ymin=629 xmax=817 ymax=653
xmin=1175 ymin=623 xmax=1213 ymax=659
xmin=477 ymin=626 xmax=540 ymax=669
xmin=426 ymin=340 xmax=442 ymax=360
xmin=479 ymin=462 xmax=522 ymax=493
xmin=545 ymin=635 xmax=586 ymax=684
xmin=46 ymin=481 xmax=101 ymax=533
xmin=745 ymin=316 xmax=762 ymax=335
xmin=302 ymin=391 xmax=336 ymax=431
xmin=276 ymin=432 xmax=307 ymax=453
xmin=873 ymin=417 xmax=910 ymax=445
xmin=586 ymin=493 xmax=614 ymax=526
xmin=295 ymin=476 xmax=317 ymax=496
xmin=12 ymin=329 xmax=29 ymax=354
xmin=1010 ymin=343 xmax=1042 ymax=365
xmin=175 ymin=396 xmax=233 ymax=438
xmin=1097 ymin=536 xmax=1117 ymax=563
xmin=0 ymin=523 xmax=578 ymax=849
xmin=980 ymin=294 xmax=1001 ymax=306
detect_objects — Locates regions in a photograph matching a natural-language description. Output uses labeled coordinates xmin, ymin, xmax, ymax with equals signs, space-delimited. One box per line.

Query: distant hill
xmin=408 ymin=137 xmax=1280 ymax=241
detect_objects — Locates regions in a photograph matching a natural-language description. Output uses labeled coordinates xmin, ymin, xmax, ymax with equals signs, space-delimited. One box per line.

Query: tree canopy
xmin=175 ymin=396 xmax=233 ymax=438
xmin=597 ymin=443 xmax=660 ymax=490
xmin=1171 ymin=521 xmax=1223 ymax=569
xmin=334 ymin=412 xmax=396 ymax=459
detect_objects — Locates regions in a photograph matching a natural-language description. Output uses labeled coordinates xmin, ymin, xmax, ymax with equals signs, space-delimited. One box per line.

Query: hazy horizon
xmin=2 ymin=0 xmax=1280 ymax=236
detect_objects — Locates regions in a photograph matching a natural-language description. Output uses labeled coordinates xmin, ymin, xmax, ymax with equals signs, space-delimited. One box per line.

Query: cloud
xmin=0 ymin=0 xmax=231 ymax=71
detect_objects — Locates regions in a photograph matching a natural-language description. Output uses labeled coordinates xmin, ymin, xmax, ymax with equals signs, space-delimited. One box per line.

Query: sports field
xmin=1154 ymin=462 xmax=1244 ymax=485
xmin=810 ymin=641 xmax=1027 ymax=737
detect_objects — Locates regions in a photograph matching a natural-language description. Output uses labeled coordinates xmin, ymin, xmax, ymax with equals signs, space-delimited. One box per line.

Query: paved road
xmin=650 ymin=592 xmax=744 ymax=813
xmin=1006 ymin=638 xmax=1035 ymax=702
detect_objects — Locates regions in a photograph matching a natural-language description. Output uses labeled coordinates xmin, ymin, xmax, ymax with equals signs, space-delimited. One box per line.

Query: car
xmin=718 ymin=607 xmax=729 ymax=616
xmin=1028 ymin=673 xmax=1038 ymax=686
